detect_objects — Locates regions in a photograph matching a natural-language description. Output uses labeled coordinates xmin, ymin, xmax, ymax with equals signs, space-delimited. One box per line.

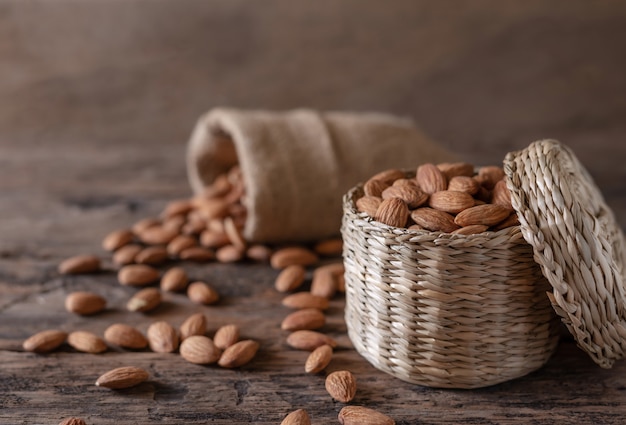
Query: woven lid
xmin=503 ymin=139 xmax=626 ymax=368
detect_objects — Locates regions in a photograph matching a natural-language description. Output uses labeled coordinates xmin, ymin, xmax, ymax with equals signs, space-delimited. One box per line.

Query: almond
xmin=275 ymin=265 xmax=306 ymax=293
xmin=137 ymin=225 xmax=178 ymax=245
xmin=428 ymin=190 xmax=475 ymax=214
xmin=162 ymin=214 xmax=186 ymax=233
xmin=135 ymin=246 xmax=169 ymax=265
xmin=270 ymin=247 xmax=319 ymax=270
xmin=218 ymin=339 xmax=259 ymax=368
xmin=374 ymin=198 xmax=409 ymax=228
xmin=187 ymin=281 xmax=220 ymax=305
xmin=161 ymin=198 xmax=194 ymax=218
xmin=338 ymin=406 xmax=395 ymax=425
xmin=314 ymin=262 xmax=345 ymax=278
xmin=310 ymin=268 xmax=337 ymax=299
xmin=95 ymin=366 xmax=149 ymax=389
xmin=447 ymin=175 xmax=480 ymax=195
xmin=369 ymin=168 xmax=405 ymax=184
xmin=282 ymin=292 xmax=330 ymax=310
xmin=160 ymin=267 xmax=189 ymax=292
xmin=117 ymin=264 xmax=160 ymax=286
xmin=112 ymin=244 xmax=142 ymax=266
xmin=492 ymin=212 xmax=520 ymax=230
xmin=127 ymin=288 xmax=162 ymax=313
xmin=147 ymin=321 xmax=179 ymax=353
xmin=223 ymin=216 xmax=247 ymax=251
xmin=181 ymin=216 xmax=207 ymax=235
xmin=491 ymin=179 xmax=514 ymax=210
xmin=454 ymin=203 xmax=511 ymax=227
xmin=245 ymin=244 xmax=273 ymax=262
xmin=281 ymin=409 xmax=311 ymax=425
xmin=286 ymin=330 xmax=337 ymax=351
xmin=410 ymin=208 xmax=459 ymax=233
xmin=215 ymin=244 xmax=244 ymax=263
xmin=363 ymin=178 xmax=389 ymax=197
xmin=325 ymin=370 xmax=356 ymax=403
xmin=416 ymin=163 xmax=447 ymax=194
xmin=23 ymin=329 xmax=67 ymax=353
xmin=355 ymin=196 xmax=382 ymax=217
xmin=381 ymin=184 xmax=428 ymax=209
xmin=166 ymin=234 xmax=198 ymax=257
xmin=67 ymin=331 xmax=107 ymax=354
xmin=179 ymin=335 xmax=222 ymax=365
xmin=131 ymin=217 xmax=160 ymax=235
xmin=213 ymin=324 xmax=240 ymax=349
xmin=451 ymin=225 xmax=490 ymax=235
xmin=476 ymin=165 xmax=505 ymax=189
xmin=58 ymin=418 xmax=87 ymax=425
xmin=195 ymin=198 xmax=230 ymax=221
xmin=437 ymin=162 xmax=475 ymax=179
xmin=58 ymin=255 xmax=101 ymax=275
xmin=102 ymin=229 xmax=134 ymax=252
xmin=200 ymin=230 xmax=230 ymax=249
xmin=180 ymin=246 xmax=216 ymax=262
xmin=104 ymin=323 xmax=148 ymax=349
xmin=304 ymin=344 xmax=333 ymax=374
xmin=179 ymin=313 xmax=207 ymax=340
xmin=313 ymin=238 xmax=343 ymax=257
xmin=281 ymin=308 xmax=326 ymax=331
xmin=65 ymin=291 xmax=106 ymax=315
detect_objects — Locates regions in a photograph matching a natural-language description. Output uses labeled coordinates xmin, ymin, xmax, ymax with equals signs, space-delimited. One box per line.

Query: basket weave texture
xmin=341 ymin=184 xmax=561 ymax=389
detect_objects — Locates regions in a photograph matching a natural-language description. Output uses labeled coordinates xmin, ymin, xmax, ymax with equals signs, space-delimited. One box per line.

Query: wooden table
xmin=2 ymin=2 xmax=626 ymax=424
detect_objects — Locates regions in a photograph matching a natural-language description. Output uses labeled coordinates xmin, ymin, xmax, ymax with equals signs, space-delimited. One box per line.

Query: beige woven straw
xmin=504 ymin=139 xmax=626 ymax=368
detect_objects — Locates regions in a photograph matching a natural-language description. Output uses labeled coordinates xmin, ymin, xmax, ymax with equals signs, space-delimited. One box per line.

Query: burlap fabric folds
xmin=187 ymin=108 xmax=454 ymax=244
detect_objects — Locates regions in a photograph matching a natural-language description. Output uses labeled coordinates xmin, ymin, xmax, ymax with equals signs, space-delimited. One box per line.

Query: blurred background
xmin=1 ymin=0 xmax=625 ymax=225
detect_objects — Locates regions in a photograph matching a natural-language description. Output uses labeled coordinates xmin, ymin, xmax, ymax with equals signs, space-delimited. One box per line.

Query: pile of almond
xmin=356 ymin=162 xmax=518 ymax=234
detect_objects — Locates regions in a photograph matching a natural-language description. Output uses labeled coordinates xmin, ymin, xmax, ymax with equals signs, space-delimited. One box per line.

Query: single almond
xmin=451 ymin=224 xmax=490 ymax=235
xmin=161 ymin=198 xmax=194 ymax=218
xmin=304 ymin=344 xmax=333 ymax=374
xmin=58 ymin=255 xmax=101 ymax=275
xmin=147 ymin=321 xmax=179 ymax=353
xmin=310 ymin=269 xmax=337 ymax=299
xmin=381 ymin=184 xmax=428 ymax=209
xmin=492 ymin=212 xmax=520 ymax=230
xmin=447 ymin=175 xmax=480 ymax=195
xmin=131 ymin=217 xmax=161 ymax=235
xmin=338 ymin=406 xmax=395 ymax=425
xmin=65 ymin=291 xmax=106 ymax=315
xmin=179 ymin=246 xmax=215 ymax=262
xmin=476 ymin=165 xmax=505 ymax=189
xmin=410 ymin=208 xmax=459 ymax=233
xmin=127 ymin=288 xmax=162 ymax=313
xmin=313 ymin=238 xmax=343 ymax=257
xmin=282 ymin=292 xmax=330 ymax=310
xmin=95 ymin=366 xmax=149 ymax=389
xmin=281 ymin=308 xmax=326 ymax=331
xmin=179 ymin=313 xmax=207 ymax=340
xmin=180 ymin=335 xmax=222 ymax=365
xmin=58 ymin=418 xmax=87 ymax=425
xmin=181 ymin=216 xmax=207 ymax=235
xmin=135 ymin=246 xmax=169 ymax=265
xmin=104 ymin=323 xmax=148 ymax=349
xmin=275 ymin=265 xmax=306 ymax=293
xmin=67 ymin=331 xmax=107 ymax=354
xmin=270 ymin=247 xmax=319 ymax=270
xmin=218 ymin=339 xmax=260 ymax=368
xmin=162 ymin=214 xmax=186 ymax=233
xmin=315 ymin=262 xmax=345 ymax=277
xmin=363 ymin=178 xmax=389 ymax=197
xmin=160 ymin=267 xmax=189 ymax=292
xmin=245 ymin=244 xmax=273 ymax=262
xmin=118 ymin=264 xmax=160 ymax=286
xmin=102 ymin=229 xmax=134 ymax=252
xmin=416 ymin=163 xmax=447 ymax=194
xmin=187 ymin=281 xmax=220 ymax=305
xmin=437 ymin=162 xmax=475 ymax=179
xmin=369 ymin=168 xmax=405 ymax=184
xmin=355 ymin=196 xmax=382 ymax=217
xmin=325 ymin=370 xmax=356 ymax=403
xmin=213 ymin=324 xmax=240 ymax=349
xmin=491 ymin=179 xmax=514 ymax=210
xmin=137 ymin=225 xmax=178 ymax=246
xmin=428 ymin=190 xmax=475 ymax=214
xmin=286 ymin=330 xmax=337 ymax=351
xmin=200 ymin=230 xmax=231 ymax=249
xmin=454 ymin=203 xmax=511 ymax=227
xmin=281 ymin=409 xmax=311 ymax=425
xmin=112 ymin=244 xmax=142 ymax=266
xmin=215 ymin=244 xmax=244 ymax=263
xmin=374 ymin=198 xmax=409 ymax=228
xmin=23 ymin=329 xmax=67 ymax=353
xmin=166 ymin=234 xmax=198 ymax=257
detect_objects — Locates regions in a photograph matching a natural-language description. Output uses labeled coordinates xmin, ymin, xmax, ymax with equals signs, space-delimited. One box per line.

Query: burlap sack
xmin=187 ymin=108 xmax=455 ymax=244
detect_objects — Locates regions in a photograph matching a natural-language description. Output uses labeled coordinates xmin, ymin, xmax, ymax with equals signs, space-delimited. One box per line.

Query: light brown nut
xmin=369 ymin=168 xmax=405 ymax=184
xmin=179 ymin=313 xmax=207 ymax=340
xmin=313 ymin=238 xmax=343 ymax=257
xmin=23 ymin=329 xmax=67 ymax=353
xmin=428 ymin=190 xmax=476 ymax=214
xmin=338 ymin=406 xmax=395 ymax=425
xmin=282 ymin=292 xmax=330 ymax=310
xmin=315 ymin=262 xmax=345 ymax=277
xmin=131 ymin=217 xmax=160 ymax=235
xmin=363 ymin=178 xmax=389 ymax=198
xmin=245 ymin=244 xmax=273 ymax=262
xmin=447 ymin=175 xmax=480 ymax=195
xmin=195 ymin=198 xmax=230 ymax=221
xmin=102 ymin=229 xmax=134 ymax=252
xmin=381 ymin=185 xmax=428 ymax=209
xmin=304 ymin=344 xmax=333 ymax=374
xmin=58 ymin=418 xmax=87 ymax=425
xmin=476 ymin=165 xmax=505 ymax=189
xmin=270 ymin=247 xmax=319 ymax=270
xmin=310 ymin=269 xmax=337 ymax=299
xmin=187 ymin=281 xmax=220 ymax=305
xmin=275 ymin=265 xmax=306 ymax=293
xmin=147 ymin=321 xmax=178 ymax=353
xmin=491 ymin=179 xmax=514 ymax=210
xmin=134 ymin=246 xmax=168 ymax=266
xmin=180 ymin=335 xmax=222 ymax=365
xmin=160 ymin=267 xmax=189 ymax=292
xmin=374 ymin=198 xmax=409 ymax=228
xmin=437 ymin=161 xmax=475 ymax=179
xmin=179 ymin=246 xmax=215 ymax=262
xmin=454 ymin=204 xmax=511 ymax=227
xmin=355 ymin=196 xmax=382 ymax=217
xmin=166 ymin=234 xmax=198 ymax=257
xmin=492 ymin=212 xmax=521 ymax=231
xmin=286 ymin=330 xmax=337 ymax=351
xmin=416 ymin=163 xmax=447 ymax=194
xmin=112 ymin=244 xmax=142 ymax=266
xmin=325 ymin=370 xmax=356 ymax=403
xmin=137 ymin=225 xmax=178 ymax=246
xmin=281 ymin=308 xmax=326 ymax=331
xmin=223 ymin=216 xmax=247 ymax=251
xmin=127 ymin=288 xmax=162 ymax=313
xmin=213 ymin=324 xmax=240 ymax=350
xmin=161 ymin=198 xmax=194 ymax=219
xmin=215 ymin=244 xmax=244 ymax=263
xmin=410 ymin=208 xmax=459 ymax=233
xmin=58 ymin=255 xmax=101 ymax=275
xmin=218 ymin=339 xmax=260 ymax=368
xmin=104 ymin=323 xmax=148 ymax=349
xmin=451 ymin=225 xmax=490 ymax=235
xmin=67 ymin=331 xmax=107 ymax=354
xmin=95 ymin=366 xmax=149 ymax=389
xmin=199 ymin=230 xmax=231 ymax=249
xmin=181 ymin=215 xmax=206 ymax=235
xmin=65 ymin=291 xmax=106 ymax=316
xmin=118 ymin=264 xmax=160 ymax=286
xmin=281 ymin=409 xmax=311 ymax=425
xmin=162 ymin=214 xmax=187 ymax=233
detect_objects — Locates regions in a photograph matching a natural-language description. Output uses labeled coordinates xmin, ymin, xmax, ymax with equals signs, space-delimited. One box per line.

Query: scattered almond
xmin=95 ymin=366 xmax=149 ymax=389
xmin=104 ymin=323 xmax=148 ymax=349
xmin=369 ymin=168 xmax=405 ymax=184
xmin=136 ymin=225 xmax=178 ymax=245
xmin=135 ymin=246 xmax=169 ymax=265
xmin=275 ymin=265 xmax=306 ymax=293
xmin=325 ymin=370 xmax=357 ymax=403
xmin=187 ymin=281 xmax=220 ymax=305
xmin=23 ymin=329 xmax=67 ymax=353
xmin=281 ymin=409 xmax=311 ymax=425
xmin=112 ymin=244 xmax=142 ymax=266
xmin=286 ymin=330 xmax=337 ymax=351
xmin=67 ymin=331 xmax=107 ymax=354
xmin=160 ymin=267 xmax=189 ymax=292
xmin=304 ymin=344 xmax=333 ymax=374
xmin=127 ymin=287 xmax=162 ymax=313
xmin=147 ymin=321 xmax=179 ymax=353
xmin=65 ymin=291 xmax=106 ymax=315
xmin=215 ymin=244 xmax=244 ymax=263
xmin=313 ymin=238 xmax=343 ymax=257
xmin=223 ymin=216 xmax=246 ymax=251
xmin=166 ymin=234 xmax=198 ymax=257
xmin=131 ymin=217 xmax=160 ymax=235
xmin=179 ymin=313 xmax=207 ymax=340
xmin=102 ymin=229 xmax=134 ymax=252
xmin=179 ymin=246 xmax=215 ymax=262
xmin=281 ymin=308 xmax=326 ymax=331
xmin=338 ymin=406 xmax=395 ymax=425
xmin=218 ymin=339 xmax=260 ymax=368
xmin=118 ymin=264 xmax=160 ymax=286
xmin=213 ymin=324 xmax=240 ymax=349
xmin=179 ymin=335 xmax=222 ymax=365
xmin=270 ymin=247 xmax=319 ymax=270
xmin=58 ymin=255 xmax=101 ymax=275
xmin=282 ymin=292 xmax=330 ymax=310
xmin=310 ymin=268 xmax=337 ymax=299
xmin=245 ymin=244 xmax=273 ymax=262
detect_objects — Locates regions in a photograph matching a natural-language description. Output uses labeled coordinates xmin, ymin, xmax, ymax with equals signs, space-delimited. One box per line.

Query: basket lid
xmin=503 ymin=139 xmax=626 ymax=368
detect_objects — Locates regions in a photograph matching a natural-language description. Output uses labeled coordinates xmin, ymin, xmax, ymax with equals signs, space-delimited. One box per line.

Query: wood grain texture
xmin=1 ymin=1 xmax=626 ymax=424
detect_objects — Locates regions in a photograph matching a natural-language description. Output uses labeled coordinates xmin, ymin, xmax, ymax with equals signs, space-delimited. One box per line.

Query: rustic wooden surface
xmin=2 ymin=1 xmax=626 ymax=424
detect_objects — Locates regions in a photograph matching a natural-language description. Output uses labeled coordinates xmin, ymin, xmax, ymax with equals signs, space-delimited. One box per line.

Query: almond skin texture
xmin=67 ymin=331 xmax=107 ymax=354
xmin=65 ymin=291 xmax=106 ymax=315
xmin=416 ymin=163 xmax=447 ymax=194
xmin=448 ymin=175 xmax=480 ymax=195
xmin=59 ymin=418 xmax=87 ymax=425
xmin=282 ymin=292 xmax=330 ymax=310
xmin=428 ymin=190 xmax=476 ymax=214
xmin=187 ymin=281 xmax=220 ymax=305
xmin=95 ymin=366 xmax=149 ymax=389
xmin=160 ymin=267 xmax=189 ymax=292
xmin=355 ymin=196 xmax=382 ymax=217
xmin=104 ymin=324 xmax=148 ymax=349
xmin=375 ymin=198 xmax=409 ymax=228
xmin=304 ymin=344 xmax=333 ymax=374
xmin=286 ymin=330 xmax=337 ymax=351
xmin=179 ymin=313 xmax=207 ymax=340
xmin=147 ymin=321 xmax=179 ymax=353
xmin=454 ymin=203 xmax=511 ymax=227
xmin=325 ymin=370 xmax=357 ymax=403
xmin=179 ymin=335 xmax=222 ymax=365
xmin=102 ymin=229 xmax=134 ymax=252
xmin=437 ymin=162 xmax=475 ymax=179
xmin=338 ymin=406 xmax=395 ymax=425
xmin=281 ymin=409 xmax=311 ymax=425
xmin=213 ymin=324 xmax=240 ymax=349
xmin=275 ymin=265 xmax=306 ymax=293
xmin=117 ymin=264 xmax=160 ymax=286
xmin=23 ymin=329 xmax=67 ymax=353
xmin=381 ymin=184 xmax=428 ymax=209
xmin=58 ymin=255 xmax=101 ymax=275
xmin=410 ymin=208 xmax=460 ymax=233
xmin=127 ymin=287 xmax=162 ymax=313
xmin=218 ymin=339 xmax=259 ymax=368
xmin=310 ymin=268 xmax=337 ymax=299
xmin=281 ymin=308 xmax=326 ymax=331
xmin=270 ymin=247 xmax=319 ymax=270
xmin=363 ymin=178 xmax=389 ymax=197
